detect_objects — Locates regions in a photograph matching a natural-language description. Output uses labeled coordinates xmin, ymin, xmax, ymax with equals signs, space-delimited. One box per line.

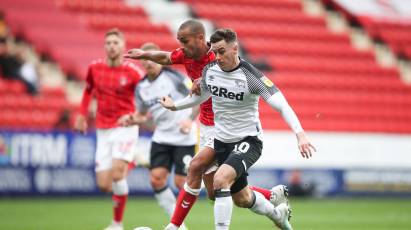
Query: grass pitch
xmin=0 ymin=197 xmax=410 ymax=230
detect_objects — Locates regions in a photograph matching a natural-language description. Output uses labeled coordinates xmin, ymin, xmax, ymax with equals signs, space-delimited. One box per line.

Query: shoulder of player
xmin=122 ymin=61 xmax=143 ymax=72
xmin=203 ymin=60 xmax=218 ymax=73
xmin=239 ymin=59 xmax=264 ymax=79
xmin=120 ymin=61 xmax=145 ymax=81
xmin=88 ymin=59 xmax=105 ymax=69
xmin=161 ymin=67 xmax=186 ymax=81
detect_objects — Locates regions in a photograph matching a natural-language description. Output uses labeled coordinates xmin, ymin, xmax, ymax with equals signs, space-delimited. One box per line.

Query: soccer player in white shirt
xmin=160 ymin=29 xmax=316 ymax=230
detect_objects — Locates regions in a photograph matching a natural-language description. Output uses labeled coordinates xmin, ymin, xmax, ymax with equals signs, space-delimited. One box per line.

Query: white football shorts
xmin=95 ymin=126 xmax=138 ymax=172
xmin=199 ymin=123 xmax=218 ymax=174
xmin=199 ymin=123 xmax=214 ymax=150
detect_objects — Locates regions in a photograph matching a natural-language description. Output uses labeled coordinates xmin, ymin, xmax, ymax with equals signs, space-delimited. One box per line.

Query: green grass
xmin=1 ymin=197 xmax=411 ymax=230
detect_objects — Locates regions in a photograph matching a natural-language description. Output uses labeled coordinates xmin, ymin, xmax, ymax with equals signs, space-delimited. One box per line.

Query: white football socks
xmin=154 ymin=186 xmax=177 ymax=217
xmin=112 ymin=178 xmax=129 ymax=195
xmin=214 ymin=189 xmax=232 ymax=230
xmin=250 ymin=190 xmax=278 ymax=218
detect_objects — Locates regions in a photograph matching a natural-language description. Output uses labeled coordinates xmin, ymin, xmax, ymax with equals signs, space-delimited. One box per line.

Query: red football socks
xmin=113 ymin=194 xmax=128 ymax=223
xmin=170 ymin=189 xmax=198 ymax=226
xmin=249 ymin=186 xmax=271 ymax=200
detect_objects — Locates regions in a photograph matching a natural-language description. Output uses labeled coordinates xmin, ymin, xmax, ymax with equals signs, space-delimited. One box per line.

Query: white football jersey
xmin=136 ymin=68 xmax=197 ymax=146
xmin=200 ymin=59 xmax=279 ymax=143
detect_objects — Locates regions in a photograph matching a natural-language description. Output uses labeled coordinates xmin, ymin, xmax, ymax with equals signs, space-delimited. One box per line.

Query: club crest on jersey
xmin=235 ymin=79 xmax=246 ymax=88
xmin=119 ymin=76 xmax=128 ymax=86
xmin=261 ymin=76 xmax=274 ymax=87
xmin=208 ymin=84 xmax=244 ymax=101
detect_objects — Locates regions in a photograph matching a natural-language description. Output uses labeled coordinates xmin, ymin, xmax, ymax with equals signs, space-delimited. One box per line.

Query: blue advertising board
xmin=1 ymin=131 xmax=411 ymax=196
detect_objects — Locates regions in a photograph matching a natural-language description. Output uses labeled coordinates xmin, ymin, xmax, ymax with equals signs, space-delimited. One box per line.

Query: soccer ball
xmin=133 ymin=227 xmax=152 ymax=230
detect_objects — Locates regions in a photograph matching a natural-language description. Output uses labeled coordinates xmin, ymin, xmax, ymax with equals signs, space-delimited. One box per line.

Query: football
xmin=133 ymin=227 xmax=153 ymax=230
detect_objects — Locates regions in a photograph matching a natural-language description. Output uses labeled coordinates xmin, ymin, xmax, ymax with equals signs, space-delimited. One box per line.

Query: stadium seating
xmin=0 ymin=0 xmax=178 ymax=130
xmin=1 ymin=0 xmax=177 ymax=79
xmin=2 ymin=0 xmax=411 ymax=133
xmin=323 ymin=0 xmax=411 ymax=59
xmin=0 ymin=78 xmax=68 ymax=130
xmin=180 ymin=0 xmax=411 ymax=133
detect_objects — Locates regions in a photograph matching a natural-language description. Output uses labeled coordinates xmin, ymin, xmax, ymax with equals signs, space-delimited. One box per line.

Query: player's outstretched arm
xmin=160 ymin=92 xmax=210 ymax=111
xmin=266 ymin=92 xmax=316 ymax=158
xmin=124 ymin=49 xmax=172 ymax=65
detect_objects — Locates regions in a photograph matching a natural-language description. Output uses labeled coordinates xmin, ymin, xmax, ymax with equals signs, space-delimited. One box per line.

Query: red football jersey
xmin=79 ymin=59 xmax=144 ymax=129
xmin=170 ymin=48 xmax=215 ymax=126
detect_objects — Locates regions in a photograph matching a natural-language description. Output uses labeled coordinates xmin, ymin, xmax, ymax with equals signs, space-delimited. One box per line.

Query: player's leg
xmin=165 ymin=125 xmax=216 ymax=230
xmin=166 ymin=146 xmax=215 ymax=229
xmin=203 ymin=170 xmax=216 ymax=200
xmin=213 ymin=164 xmax=237 ymax=230
xmin=110 ymin=159 xmax=130 ymax=229
xmin=213 ymin=136 xmax=266 ymax=230
xmin=226 ymin=136 xmax=292 ymax=230
xmin=95 ymin=129 xmax=113 ymax=193
xmin=106 ymin=126 xmax=138 ymax=230
xmin=173 ymin=145 xmax=195 ymax=190
xmin=171 ymin=145 xmax=195 ymax=230
xmin=232 ymin=185 xmax=292 ymax=230
xmin=150 ymin=142 xmax=176 ymax=218
xmin=96 ymin=170 xmax=112 ymax=192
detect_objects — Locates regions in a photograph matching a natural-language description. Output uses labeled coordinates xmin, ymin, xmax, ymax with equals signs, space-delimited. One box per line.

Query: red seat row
xmin=58 ymin=0 xmax=146 ymax=16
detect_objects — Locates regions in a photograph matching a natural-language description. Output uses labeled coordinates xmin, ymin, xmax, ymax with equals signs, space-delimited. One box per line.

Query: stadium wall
xmin=0 ymin=130 xmax=410 ymax=197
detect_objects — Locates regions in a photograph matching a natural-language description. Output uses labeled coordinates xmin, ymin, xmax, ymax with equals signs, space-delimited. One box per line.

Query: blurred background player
xmin=118 ymin=42 xmax=199 ymax=230
xmin=160 ymin=28 xmax=316 ymax=230
xmin=74 ymin=28 xmax=143 ymax=230
xmin=125 ymin=19 xmax=287 ymax=230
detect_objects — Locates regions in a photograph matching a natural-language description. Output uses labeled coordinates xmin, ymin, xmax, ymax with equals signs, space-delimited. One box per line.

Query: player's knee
xmin=174 ymin=180 xmax=184 ymax=190
xmin=97 ymin=181 xmax=112 ymax=193
xmin=150 ymin=174 xmax=167 ymax=190
xmin=112 ymin=170 xmax=125 ymax=182
xmin=213 ymin=175 xmax=229 ymax=190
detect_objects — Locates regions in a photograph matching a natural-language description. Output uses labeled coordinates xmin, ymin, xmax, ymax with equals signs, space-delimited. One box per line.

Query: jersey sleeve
xmin=165 ymin=68 xmax=191 ymax=95
xmin=79 ymin=65 xmax=94 ymax=115
xmin=128 ymin=62 xmax=145 ymax=84
xmin=242 ymin=62 xmax=279 ymax=100
xmin=134 ymin=85 xmax=148 ymax=113
xmin=170 ymin=48 xmax=185 ymax=64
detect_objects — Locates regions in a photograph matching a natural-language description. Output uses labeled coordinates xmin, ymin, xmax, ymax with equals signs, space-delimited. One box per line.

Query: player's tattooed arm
xmin=124 ymin=49 xmax=172 ymax=65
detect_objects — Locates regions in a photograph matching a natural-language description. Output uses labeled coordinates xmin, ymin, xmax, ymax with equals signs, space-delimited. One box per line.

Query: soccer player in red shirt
xmin=125 ymin=20 xmax=287 ymax=230
xmin=74 ymin=29 xmax=143 ymax=230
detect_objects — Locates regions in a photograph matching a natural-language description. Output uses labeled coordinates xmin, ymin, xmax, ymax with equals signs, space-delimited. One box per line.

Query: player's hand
xmin=296 ymin=132 xmax=316 ymax=159
xmin=190 ymin=78 xmax=202 ymax=96
xmin=124 ymin=49 xmax=145 ymax=59
xmin=118 ymin=113 xmax=147 ymax=126
xmin=74 ymin=114 xmax=88 ymax=134
xmin=159 ymin=96 xmax=176 ymax=111
xmin=179 ymin=119 xmax=192 ymax=134
xmin=118 ymin=114 xmax=133 ymax=127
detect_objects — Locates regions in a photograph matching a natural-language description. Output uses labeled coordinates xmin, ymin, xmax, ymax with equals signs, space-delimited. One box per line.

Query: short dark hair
xmin=141 ymin=42 xmax=160 ymax=51
xmin=105 ymin=28 xmax=125 ymax=40
xmin=178 ymin=19 xmax=205 ymax=35
xmin=210 ymin=28 xmax=237 ymax=44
